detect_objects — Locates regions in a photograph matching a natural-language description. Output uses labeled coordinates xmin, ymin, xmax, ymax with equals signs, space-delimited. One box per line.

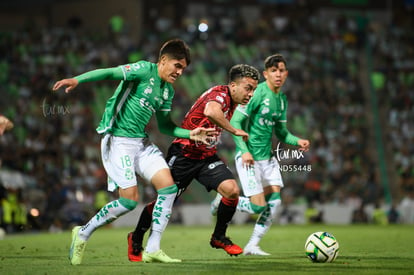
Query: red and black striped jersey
xmin=173 ymin=85 xmax=236 ymax=159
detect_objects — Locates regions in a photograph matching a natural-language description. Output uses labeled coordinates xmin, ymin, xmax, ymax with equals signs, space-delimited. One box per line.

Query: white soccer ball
xmin=0 ymin=227 xmax=6 ymax=240
xmin=305 ymin=231 xmax=339 ymax=263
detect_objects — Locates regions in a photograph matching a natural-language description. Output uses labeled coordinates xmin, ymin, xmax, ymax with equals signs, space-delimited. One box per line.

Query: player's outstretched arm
xmin=53 ymin=78 xmax=79 ymax=93
xmin=204 ymin=101 xmax=249 ymax=141
xmin=0 ymin=115 xmax=13 ymax=135
xmin=156 ymin=110 xmax=217 ymax=144
xmin=53 ymin=67 xmax=124 ymax=93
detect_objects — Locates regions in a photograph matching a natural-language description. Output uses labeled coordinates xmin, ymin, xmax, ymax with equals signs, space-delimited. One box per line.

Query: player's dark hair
xmin=264 ymin=54 xmax=287 ymax=70
xmin=159 ymin=39 xmax=191 ymax=66
xmin=228 ymin=64 xmax=260 ymax=82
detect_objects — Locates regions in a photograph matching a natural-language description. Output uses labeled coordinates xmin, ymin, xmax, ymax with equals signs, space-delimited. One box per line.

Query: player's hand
xmin=0 ymin=115 xmax=13 ymax=135
xmin=298 ymin=139 xmax=310 ymax=152
xmin=190 ymin=127 xmax=218 ymax=145
xmin=52 ymin=78 xmax=79 ymax=93
xmin=233 ymin=128 xmax=249 ymax=142
xmin=241 ymin=152 xmax=254 ymax=168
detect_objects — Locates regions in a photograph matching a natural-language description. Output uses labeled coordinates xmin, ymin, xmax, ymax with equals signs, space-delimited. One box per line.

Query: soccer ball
xmin=305 ymin=231 xmax=339 ymax=263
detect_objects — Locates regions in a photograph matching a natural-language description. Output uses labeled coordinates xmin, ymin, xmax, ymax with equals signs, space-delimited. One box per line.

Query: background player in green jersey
xmin=53 ymin=39 xmax=216 ymax=264
xmin=212 ymin=54 xmax=310 ymax=255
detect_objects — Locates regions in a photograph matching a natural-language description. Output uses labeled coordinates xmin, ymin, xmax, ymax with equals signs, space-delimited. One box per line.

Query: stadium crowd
xmin=0 ymin=2 xmax=413 ymax=233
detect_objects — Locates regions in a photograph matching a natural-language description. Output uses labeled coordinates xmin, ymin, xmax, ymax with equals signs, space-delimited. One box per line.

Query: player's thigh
xmin=197 ymin=156 xmax=236 ymax=194
xmin=165 ymin=143 xmax=201 ymax=197
xmin=258 ymin=157 xmax=284 ymax=189
xmin=150 ymin=168 xmax=175 ymax=190
xmin=135 ymin=140 xmax=170 ymax=185
xmin=101 ymin=135 xmax=139 ymax=192
xmin=235 ymin=153 xmax=264 ymax=197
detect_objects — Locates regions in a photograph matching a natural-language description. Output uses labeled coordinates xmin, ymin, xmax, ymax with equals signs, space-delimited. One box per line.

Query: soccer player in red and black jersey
xmin=128 ymin=64 xmax=260 ymax=262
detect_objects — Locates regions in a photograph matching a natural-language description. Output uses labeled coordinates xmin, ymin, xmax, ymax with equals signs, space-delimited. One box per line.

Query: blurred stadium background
xmin=0 ymin=0 xmax=413 ymax=233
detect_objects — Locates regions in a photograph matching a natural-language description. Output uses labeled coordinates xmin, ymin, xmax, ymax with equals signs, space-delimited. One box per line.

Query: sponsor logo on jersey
xmin=144 ymin=86 xmax=153 ymax=94
xmin=139 ymin=98 xmax=156 ymax=112
xmin=208 ymin=161 xmax=224 ymax=169
xmin=216 ymin=96 xmax=224 ymax=103
xmin=261 ymin=107 xmax=270 ymax=115
xmin=163 ymin=88 xmax=169 ymax=100
xmin=259 ymin=117 xmax=275 ymax=126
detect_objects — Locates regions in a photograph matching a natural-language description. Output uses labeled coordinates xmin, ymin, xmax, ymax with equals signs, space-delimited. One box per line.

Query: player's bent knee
xmin=218 ymin=180 xmax=240 ymax=198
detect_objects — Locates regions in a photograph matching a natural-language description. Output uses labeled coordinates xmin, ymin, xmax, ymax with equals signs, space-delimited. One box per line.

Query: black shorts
xmin=166 ymin=143 xmax=235 ymax=198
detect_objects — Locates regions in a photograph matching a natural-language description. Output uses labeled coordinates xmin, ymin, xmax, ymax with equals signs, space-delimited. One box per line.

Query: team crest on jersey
xmin=259 ymin=117 xmax=276 ymax=126
xmin=125 ymin=168 xmax=134 ymax=180
xmin=261 ymin=107 xmax=270 ymax=115
xmin=132 ymin=63 xmax=141 ymax=70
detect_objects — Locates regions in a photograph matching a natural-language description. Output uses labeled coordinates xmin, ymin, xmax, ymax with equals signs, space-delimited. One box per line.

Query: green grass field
xmin=0 ymin=224 xmax=413 ymax=275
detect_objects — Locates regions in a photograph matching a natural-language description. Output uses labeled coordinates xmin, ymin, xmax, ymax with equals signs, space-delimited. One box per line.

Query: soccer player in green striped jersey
xmin=212 ymin=54 xmax=310 ymax=255
xmin=53 ymin=39 xmax=216 ymax=264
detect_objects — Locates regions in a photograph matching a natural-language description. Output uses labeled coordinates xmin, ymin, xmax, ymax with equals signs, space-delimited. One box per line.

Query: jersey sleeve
xmin=119 ymin=61 xmax=151 ymax=81
xmin=274 ymin=122 xmax=300 ymax=146
xmin=75 ymin=67 xmax=124 ymax=83
xmin=230 ymin=107 xmax=249 ymax=154
xmin=243 ymin=89 xmax=261 ymax=117
xmin=274 ymin=96 xmax=299 ymax=145
xmin=279 ymin=93 xmax=288 ymax=122
xmin=230 ymin=91 xmax=261 ymax=153
xmin=205 ymin=87 xmax=227 ymax=108
xmin=156 ymin=110 xmax=191 ymax=138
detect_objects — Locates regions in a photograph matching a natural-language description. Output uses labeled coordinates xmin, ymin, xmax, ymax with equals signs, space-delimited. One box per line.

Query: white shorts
xmin=101 ymin=134 xmax=169 ymax=192
xmin=235 ymin=152 xmax=284 ymax=197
